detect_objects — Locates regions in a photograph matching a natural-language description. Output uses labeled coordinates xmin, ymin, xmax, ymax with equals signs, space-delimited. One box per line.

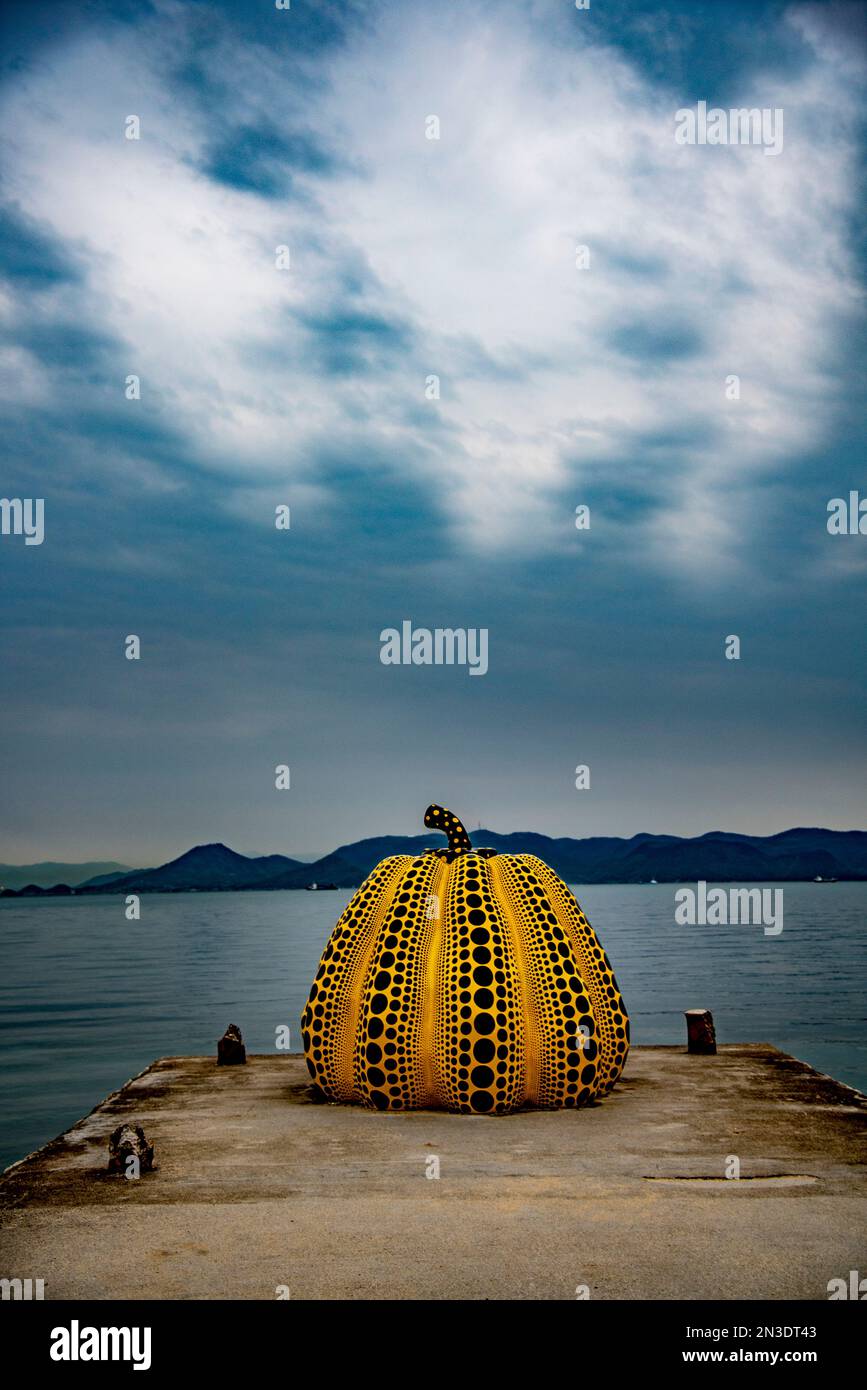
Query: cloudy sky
xmin=1 ymin=0 xmax=865 ymax=865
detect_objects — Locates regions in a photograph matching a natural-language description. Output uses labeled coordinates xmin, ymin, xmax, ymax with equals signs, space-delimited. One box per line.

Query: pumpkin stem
xmin=424 ymin=804 xmax=473 ymax=854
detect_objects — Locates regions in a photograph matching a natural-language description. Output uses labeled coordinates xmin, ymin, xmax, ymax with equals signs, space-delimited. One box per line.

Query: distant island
xmin=0 ymin=860 xmax=131 ymax=892
xmin=2 ymin=827 xmax=866 ymax=896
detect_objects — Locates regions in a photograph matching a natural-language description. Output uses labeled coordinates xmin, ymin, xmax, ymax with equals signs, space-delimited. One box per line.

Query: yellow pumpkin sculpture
xmin=302 ymin=804 xmax=629 ymax=1114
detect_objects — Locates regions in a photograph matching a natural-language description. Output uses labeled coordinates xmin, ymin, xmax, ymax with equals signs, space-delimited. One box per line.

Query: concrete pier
xmin=1 ymin=1045 xmax=865 ymax=1300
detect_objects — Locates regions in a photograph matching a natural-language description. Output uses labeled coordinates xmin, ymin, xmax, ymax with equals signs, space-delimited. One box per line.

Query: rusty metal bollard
xmin=684 ymin=1008 xmax=717 ymax=1054
xmin=217 ymin=1022 xmax=246 ymax=1065
xmin=108 ymin=1123 xmax=154 ymax=1174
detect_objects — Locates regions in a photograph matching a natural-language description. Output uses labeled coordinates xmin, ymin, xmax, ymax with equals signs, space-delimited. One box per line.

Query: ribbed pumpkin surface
xmin=302 ymin=808 xmax=629 ymax=1114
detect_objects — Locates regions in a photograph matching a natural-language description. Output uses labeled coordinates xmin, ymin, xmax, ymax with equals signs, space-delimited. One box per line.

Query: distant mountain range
xmin=0 ymin=860 xmax=131 ymax=891
xmin=2 ymin=827 xmax=866 ymax=896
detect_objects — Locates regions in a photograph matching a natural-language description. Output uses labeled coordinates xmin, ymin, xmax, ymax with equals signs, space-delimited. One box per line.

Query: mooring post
xmin=684 ymin=1008 xmax=717 ymax=1054
xmin=107 ymin=1123 xmax=154 ymax=1174
xmin=217 ymin=1022 xmax=246 ymax=1065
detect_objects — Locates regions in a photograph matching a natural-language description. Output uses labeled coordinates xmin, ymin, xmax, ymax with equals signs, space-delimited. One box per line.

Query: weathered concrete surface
xmin=1 ymin=1046 xmax=865 ymax=1300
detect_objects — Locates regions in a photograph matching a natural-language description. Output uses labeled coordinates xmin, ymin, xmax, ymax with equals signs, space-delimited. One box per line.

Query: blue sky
xmin=0 ymin=0 xmax=865 ymax=864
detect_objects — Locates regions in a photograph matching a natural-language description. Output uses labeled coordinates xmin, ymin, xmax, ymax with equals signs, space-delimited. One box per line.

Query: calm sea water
xmin=1 ymin=883 xmax=865 ymax=1171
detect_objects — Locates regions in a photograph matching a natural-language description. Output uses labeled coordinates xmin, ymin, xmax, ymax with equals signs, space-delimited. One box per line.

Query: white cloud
xmin=0 ymin=0 xmax=861 ymax=573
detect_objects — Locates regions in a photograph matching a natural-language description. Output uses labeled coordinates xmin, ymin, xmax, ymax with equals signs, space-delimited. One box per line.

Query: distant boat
xmin=813 ymin=876 xmax=837 ymax=883
xmin=650 ymin=879 xmax=658 ymax=885
xmin=306 ymin=882 xmax=338 ymax=891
